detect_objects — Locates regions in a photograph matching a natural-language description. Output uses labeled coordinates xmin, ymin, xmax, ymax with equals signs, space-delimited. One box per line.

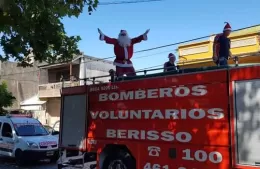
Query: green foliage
xmin=0 ymin=81 xmax=16 ymax=115
xmin=0 ymin=0 xmax=99 ymax=67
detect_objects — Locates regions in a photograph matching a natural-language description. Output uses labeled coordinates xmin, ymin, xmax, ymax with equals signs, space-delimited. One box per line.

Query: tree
xmin=0 ymin=81 xmax=15 ymax=115
xmin=0 ymin=0 xmax=99 ymax=67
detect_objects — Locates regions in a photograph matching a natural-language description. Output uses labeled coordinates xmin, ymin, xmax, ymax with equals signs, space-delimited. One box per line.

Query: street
xmin=0 ymin=156 xmax=95 ymax=169
xmin=0 ymin=156 xmax=57 ymax=169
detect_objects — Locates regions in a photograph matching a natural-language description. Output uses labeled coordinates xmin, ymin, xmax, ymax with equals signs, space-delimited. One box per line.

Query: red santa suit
xmin=99 ymin=30 xmax=148 ymax=77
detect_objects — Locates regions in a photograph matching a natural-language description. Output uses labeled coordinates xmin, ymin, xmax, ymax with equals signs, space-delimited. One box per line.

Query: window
xmin=15 ymin=124 xmax=48 ymax=136
xmin=56 ymin=70 xmax=70 ymax=82
xmin=2 ymin=123 xmax=13 ymax=138
xmin=0 ymin=122 xmax=2 ymax=130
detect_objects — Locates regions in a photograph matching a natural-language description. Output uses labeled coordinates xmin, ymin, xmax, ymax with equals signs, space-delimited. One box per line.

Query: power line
xmin=88 ymin=23 xmax=260 ymax=62
xmin=133 ymin=49 xmax=175 ymax=60
xmin=1 ymin=24 xmax=259 ymax=77
xmin=0 ymin=48 xmax=176 ymax=77
xmin=99 ymin=0 xmax=164 ymax=5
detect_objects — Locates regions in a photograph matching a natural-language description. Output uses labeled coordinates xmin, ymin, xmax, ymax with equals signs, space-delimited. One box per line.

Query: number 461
xmin=144 ymin=163 xmax=169 ymax=169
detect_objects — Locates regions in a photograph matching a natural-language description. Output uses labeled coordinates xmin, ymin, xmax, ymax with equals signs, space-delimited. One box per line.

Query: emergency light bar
xmin=6 ymin=114 xmax=32 ymax=118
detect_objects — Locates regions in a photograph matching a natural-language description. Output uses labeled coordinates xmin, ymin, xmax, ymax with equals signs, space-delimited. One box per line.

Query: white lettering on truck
xmin=106 ymin=129 xmax=192 ymax=143
xmin=98 ymin=85 xmax=207 ymax=101
xmin=90 ymin=108 xmax=224 ymax=120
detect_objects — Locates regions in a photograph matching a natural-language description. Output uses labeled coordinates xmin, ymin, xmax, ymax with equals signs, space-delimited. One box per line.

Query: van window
xmin=14 ymin=123 xmax=48 ymax=136
xmin=2 ymin=123 xmax=13 ymax=138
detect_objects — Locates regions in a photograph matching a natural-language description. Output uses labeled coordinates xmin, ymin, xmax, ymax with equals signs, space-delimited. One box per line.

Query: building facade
xmin=37 ymin=55 xmax=114 ymax=127
xmin=177 ymin=25 xmax=260 ymax=68
xmin=1 ymin=55 xmax=114 ymax=127
xmin=0 ymin=61 xmax=39 ymax=109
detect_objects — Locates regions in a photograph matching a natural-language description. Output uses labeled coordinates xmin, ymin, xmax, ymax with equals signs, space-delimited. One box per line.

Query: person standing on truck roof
xmin=98 ymin=28 xmax=150 ymax=77
xmin=164 ymin=53 xmax=178 ymax=72
xmin=212 ymin=22 xmax=233 ymax=66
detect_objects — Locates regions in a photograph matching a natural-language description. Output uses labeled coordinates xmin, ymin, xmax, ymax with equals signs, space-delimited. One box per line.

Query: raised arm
xmin=213 ymin=35 xmax=220 ymax=61
xmin=132 ymin=29 xmax=150 ymax=44
xmin=98 ymin=28 xmax=117 ymax=45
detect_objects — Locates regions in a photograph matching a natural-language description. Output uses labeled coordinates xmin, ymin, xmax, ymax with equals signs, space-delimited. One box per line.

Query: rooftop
xmin=38 ymin=54 xmax=113 ymax=68
xmin=179 ymin=24 xmax=260 ymax=48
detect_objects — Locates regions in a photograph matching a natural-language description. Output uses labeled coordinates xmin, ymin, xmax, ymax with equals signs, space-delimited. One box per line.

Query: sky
xmin=61 ymin=0 xmax=260 ymax=71
xmin=2 ymin=0 xmax=260 ymax=72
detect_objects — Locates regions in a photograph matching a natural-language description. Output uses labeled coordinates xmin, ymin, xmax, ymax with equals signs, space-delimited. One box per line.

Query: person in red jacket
xmin=98 ymin=28 xmax=150 ymax=77
xmin=212 ymin=22 xmax=232 ymax=66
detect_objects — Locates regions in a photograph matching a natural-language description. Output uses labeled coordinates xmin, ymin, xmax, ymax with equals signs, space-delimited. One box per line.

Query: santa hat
xmin=223 ymin=22 xmax=232 ymax=32
xmin=168 ymin=53 xmax=175 ymax=58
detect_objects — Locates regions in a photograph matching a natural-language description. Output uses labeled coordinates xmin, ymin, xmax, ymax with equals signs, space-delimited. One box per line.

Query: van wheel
xmin=50 ymin=154 xmax=59 ymax=163
xmin=103 ymin=150 xmax=135 ymax=169
xmin=15 ymin=149 xmax=26 ymax=166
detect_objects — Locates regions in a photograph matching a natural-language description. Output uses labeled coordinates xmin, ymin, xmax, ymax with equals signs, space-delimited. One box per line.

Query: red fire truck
xmin=57 ymin=64 xmax=260 ymax=169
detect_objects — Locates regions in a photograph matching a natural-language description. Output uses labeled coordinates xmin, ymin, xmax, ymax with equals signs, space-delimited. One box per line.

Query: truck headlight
xmin=27 ymin=141 xmax=38 ymax=148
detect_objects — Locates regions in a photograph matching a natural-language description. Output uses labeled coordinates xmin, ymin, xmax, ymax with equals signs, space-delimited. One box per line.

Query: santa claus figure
xmin=98 ymin=28 xmax=150 ymax=77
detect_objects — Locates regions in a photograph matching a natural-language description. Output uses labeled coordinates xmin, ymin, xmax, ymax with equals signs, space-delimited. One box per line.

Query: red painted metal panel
xmin=230 ymin=66 xmax=260 ymax=81
xmin=87 ymin=70 xmax=230 ymax=169
xmin=88 ymin=70 xmax=227 ymax=94
xmin=229 ymin=65 xmax=260 ymax=169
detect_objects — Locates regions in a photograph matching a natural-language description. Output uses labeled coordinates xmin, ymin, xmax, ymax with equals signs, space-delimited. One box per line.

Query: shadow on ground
xmin=0 ymin=156 xmax=57 ymax=169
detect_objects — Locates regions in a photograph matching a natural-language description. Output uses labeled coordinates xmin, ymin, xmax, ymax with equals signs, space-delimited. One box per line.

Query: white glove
xmin=144 ymin=29 xmax=150 ymax=35
xmin=98 ymin=28 xmax=103 ymax=35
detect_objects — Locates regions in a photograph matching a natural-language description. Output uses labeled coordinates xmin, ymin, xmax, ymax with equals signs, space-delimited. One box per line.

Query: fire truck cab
xmin=57 ymin=64 xmax=260 ymax=169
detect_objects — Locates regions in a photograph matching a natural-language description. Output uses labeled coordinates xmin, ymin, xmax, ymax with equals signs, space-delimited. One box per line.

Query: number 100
xmin=182 ymin=149 xmax=223 ymax=164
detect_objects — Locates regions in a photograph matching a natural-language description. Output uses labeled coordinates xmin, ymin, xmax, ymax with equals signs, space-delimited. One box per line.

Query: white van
xmin=0 ymin=114 xmax=59 ymax=165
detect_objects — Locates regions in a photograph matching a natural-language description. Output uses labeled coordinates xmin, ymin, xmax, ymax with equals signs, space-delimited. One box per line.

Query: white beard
xmin=118 ymin=36 xmax=131 ymax=47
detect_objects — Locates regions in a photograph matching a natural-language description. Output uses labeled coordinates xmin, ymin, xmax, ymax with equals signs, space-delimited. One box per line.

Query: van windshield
xmin=14 ymin=123 xmax=49 ymax=136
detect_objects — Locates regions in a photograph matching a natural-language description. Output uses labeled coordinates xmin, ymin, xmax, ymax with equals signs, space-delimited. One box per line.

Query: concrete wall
xmin=39 ymin=57 xmax=115 ymax=85
xmin=0 ymin=61 xmax=39 ymax=109
xmin=37 ymin=56 xmax=115 ymax=126
xmin=46 ymin=98 xmax=61 ymax=127
xmin=0 ymin=55 xmax=115 ymax=126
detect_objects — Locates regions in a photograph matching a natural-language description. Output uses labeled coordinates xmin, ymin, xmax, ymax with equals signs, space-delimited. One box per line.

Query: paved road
xmin=0 ymin=156 xmax=57 ymax=169
xmin=0 ymin=156 xmax=96 ymax=169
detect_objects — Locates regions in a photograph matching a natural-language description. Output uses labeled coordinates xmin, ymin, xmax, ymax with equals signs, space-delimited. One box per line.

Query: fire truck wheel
xmin=103 ymin=151 xmax=135 ymax=169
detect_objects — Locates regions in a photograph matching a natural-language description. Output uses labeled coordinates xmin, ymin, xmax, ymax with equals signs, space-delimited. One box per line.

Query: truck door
xmin=234 ymin=78 xmax=260 ymax=165
xmin=60 ymin=94 xmax=87 ymax=150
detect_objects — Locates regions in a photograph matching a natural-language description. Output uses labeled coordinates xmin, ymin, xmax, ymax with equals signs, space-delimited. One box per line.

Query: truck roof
xmin=10 ymin=117 xmax=40 ymax=124
xmin=87 ymin=65 xmax=237 ymax=85
xmin=0 ymin=115 xmax=39 ymax=124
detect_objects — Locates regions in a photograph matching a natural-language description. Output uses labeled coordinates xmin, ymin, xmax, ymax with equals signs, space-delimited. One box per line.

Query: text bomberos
xmin=98 ymin=85 xmax=207 ymax=102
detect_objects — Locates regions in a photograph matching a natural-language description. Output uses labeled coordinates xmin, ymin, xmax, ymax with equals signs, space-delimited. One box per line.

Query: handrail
xmin=58 ymin=52 xmax=259 ymax=86
xmin=177 ymin=51 xmax=260 ymax=65
xmin=82 ymin=52 xmax=260 ymax=83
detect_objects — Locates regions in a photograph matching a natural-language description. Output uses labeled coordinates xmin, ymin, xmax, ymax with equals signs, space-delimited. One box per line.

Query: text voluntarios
xmin=90 ymin=108 xmax=225 ymax=120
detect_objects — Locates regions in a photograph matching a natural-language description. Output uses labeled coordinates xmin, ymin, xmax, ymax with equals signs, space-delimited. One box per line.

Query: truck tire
xmin=58 ymin=164 xmax=63 ymax=169
xmin=15 ymin=149 xmax=26 ymax=166
xmin=50 ymin=154 xmax=59 ymax=163
xmin=102 ymin=151 xmax=135 ymax=169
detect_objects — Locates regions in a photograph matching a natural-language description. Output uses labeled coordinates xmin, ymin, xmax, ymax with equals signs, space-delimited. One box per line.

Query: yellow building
xmin=177 ymin=25 xmax=260 ymax=68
